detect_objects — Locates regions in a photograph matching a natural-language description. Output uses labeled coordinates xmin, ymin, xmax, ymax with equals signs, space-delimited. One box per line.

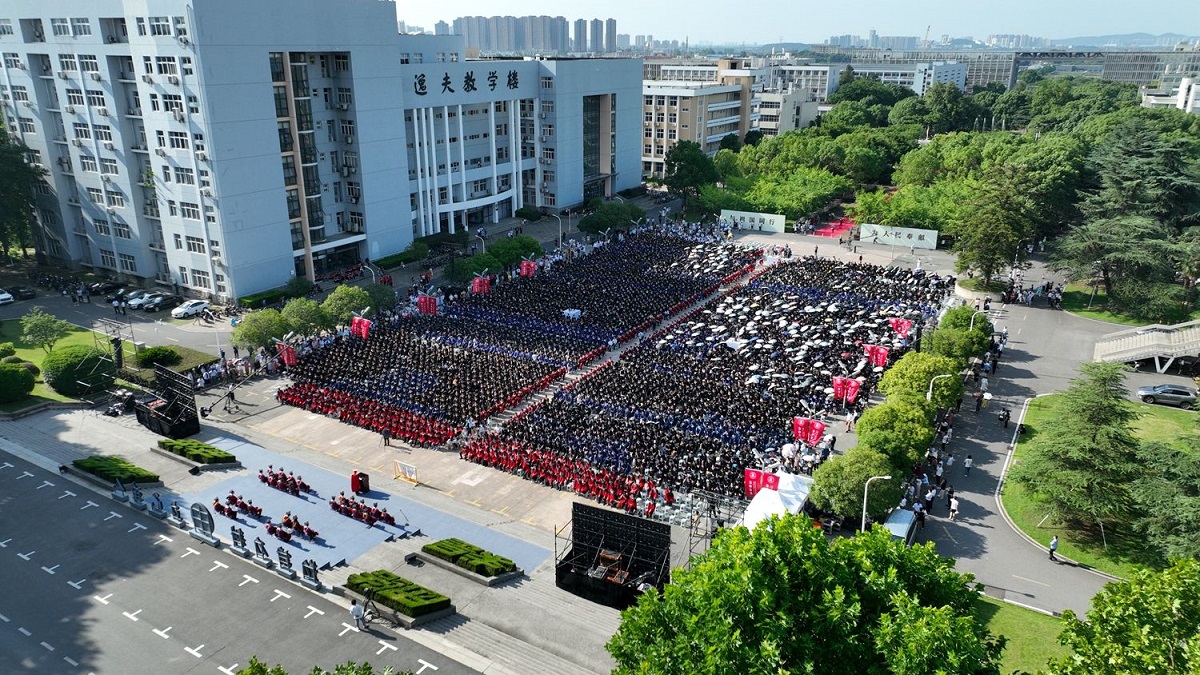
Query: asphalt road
xmin=0 ymin=452 xmax=472 ymax=675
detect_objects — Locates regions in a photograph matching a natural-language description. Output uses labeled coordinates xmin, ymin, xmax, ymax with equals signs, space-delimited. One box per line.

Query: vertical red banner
xmin=417 ymin=296 xmax=437 ymax=315
xmin=844 ymin=378 xmax=862 ymax=403
xmin=279 ymin=345 xmax=297 ymax=367
xmin=804 ymin=420 xmax=827 ymax=446
xmin=792 ymin=416 xmax=811 ymax=440
xmin=519 ymin=260 xmax=537 ymax=277
xmin=888 ymin=317 xmax=913 ymax=339
xmin=744 ymin=468 xmax=762 ymax=498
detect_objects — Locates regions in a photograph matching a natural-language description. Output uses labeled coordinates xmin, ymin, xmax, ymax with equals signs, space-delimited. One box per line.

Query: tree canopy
xmin=0 ymin=125 xmax=44 ymax=261
xmin=878 ymin=351 xmax=964 ymax=410
xmin=321 ymin=285 xmax=373 ymax=324
xmin=663 ymin=141 xmax=718 ymax=207
xmin=280 ymin=297 xmax=331 ymax=338
xmin=20 ymin=306 xmax=75 ymax=353
xmin=232 ymin=308 xmax=290 ymax=350
xmin=607 ymin=515 xmax=1003 ymax=675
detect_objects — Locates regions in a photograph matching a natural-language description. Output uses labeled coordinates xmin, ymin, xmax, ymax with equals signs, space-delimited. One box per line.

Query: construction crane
xmin=924 ymin=25 xmax=931 ymax=49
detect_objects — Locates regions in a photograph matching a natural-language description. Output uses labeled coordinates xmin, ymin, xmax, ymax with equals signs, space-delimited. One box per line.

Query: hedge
xmin=422 ymin=538 xmax=517 ymax=577
xmin=374 ymin=241 xmax=430 ymax=270
xmin=514 ymin=206 xmax=543 ymax=222
xmin=345 ymin=570 xmax=450 ymax=618
xmin=0 ymin=342 xmax=15 ymax=358
xmin=0 ymin=362 xmax=36 ymax=404
xmin=136 ymin=345 xmax=183 ymax=368
xmin=73 ymin=455 xmax=160 ymax=484
xmin=238 ymin=288 xmax=291 ymax=309
xmin=157 ymin=438 xmax=236 ymax=464
xmin=42 ymin=345 xmax=114 ymax=398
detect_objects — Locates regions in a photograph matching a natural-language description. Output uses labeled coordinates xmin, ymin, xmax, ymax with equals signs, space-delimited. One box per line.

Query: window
xmin=149 ymin=93 xmax=161 ymax=112
xmin=100 ymin=158 xmax=119 ymax=175
xmin=70 ymin=18 xmax=91 ymax=36
xmin=334 ymin=54 xmax=349 ymax=72
xmin=643 ymin=95 xmax=653 ymax=106
xmin=198 ymin=170 xmax=210 ymax=188
xmin=168 ymin=131 xmax=188 ymax=149
xmin=185 ymin=235 xmax=205 ymax=252
xmin=149 ymin=17 xmax=171 ymax=37
xmin=643 ymin=112 xmax=653 ymax=123
xmin=541 ymin=101 xmax=555 ymax=114
xmin=191 ymin=269 xmax=210 ymax=289
xmin=668 ymin=113 xmax=678 ymax=123
xmin=540 ymin=173 xmax=554 ymax=185
xmin=86 ymin=90 xmax=105 ymax=107
xmin=119 ymin=253 xmax=137 ymax=272
xmin=180 ymin=203 xmax=200 ymax=220
xmin=11 ymin=86 xmax=28 ymax=102
xmin=540 ymin=76 xmax=554 ymax=90
xmin=93 ymin=219 xmax=110 ymax=235
xmin=114 ymin=222 xmax=131 ymax=239
xmin=99 ymin=249 xmax=116 ymax=268
xmin=0 ymin=20 xmax=12 ymax=36
xmin=336 ymin=88 xmax=352 ymax=105
xmin=215 ymin=274 xmax=226 ymax=295
xmin=19 ymin=117 xmax=36 ymax=133
xmin=24 ymin=149 xmax=41 ymax=165
xmin=142 ymin=56 xmax=152 ymax=74
xmin=78 ymin=55 xmax=98 ymax=72
xmin=135 ymin=18 xmax=146 ymax=36
xmin=59 ymin=54 xmax=77 ymax=71
xmin=51 ymin=18 xmax=70 ymax=37
xmin=173 ymin=167 xmax=194 ymax=184
xmin=192 ymin=133 xmax=205 ymax=152
xmin=541 ymin=147 xmax=555 ymax=160
xmin=173 ymin=17 xmax=187 ymax=38
xmin=340 ymin=120 xmax=355 ymax=138
xmin=73 ymin=123 xmax=91 ymax=139
xmin=79 ymin=155 xmax=98 ymax=172
xmin=209 ymin=240 xmax=220 ymax=255
xmin=668 ymin=97 xmax=679 ymax=106
xmin=668 ymin=129 xmax=678 ymax=140
xmin=66 ymin=89 xmax=85 ymax=106
xmin=93 ymin=125 xmax=112 ymax=142
xmin=187 ymin=95 xmax=199 ymax=114
xmin=106 ymin=192 xmax=125 ymax=208
xmin=3 ymin=53 xmax=20 ymax=69
xmin=643 ymin=144 xmax=653 ymax=155
xmin=163 ymin=94 xmax=183 ymax=112
xmin=173 ymin=233 xmax=183 ymax=249
xmin=181 ymin=57 xmax=193 ymax=76
xmin=85 ymin=187 xmax=103 ymax=203
xmin=167 ymin=200 xmax=177 ymax=216
xmin=155 ymin=56 xmax=177 ymax=75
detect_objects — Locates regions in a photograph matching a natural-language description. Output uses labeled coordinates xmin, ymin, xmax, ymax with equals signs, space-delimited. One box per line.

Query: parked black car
xmin=105 ymin=288 xmax=149 ymax=303
xmin=7 ymin=285 xmax=36 ymax=300
xmin=89 ymin=281 xmax=120 ymax=295
xmin=143 ymin=293 xmax=183 ymax=312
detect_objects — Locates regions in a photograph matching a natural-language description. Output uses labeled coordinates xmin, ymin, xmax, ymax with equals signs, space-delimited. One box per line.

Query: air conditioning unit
xmin=102 ymin=175 xmax=112 ymax=182
xmin=540 ymin=113 xmax=546 ymax=119
xmin=540 ymin=136 xmax=548 ymax=142
xmin=15 ymin=63 xmax=26 ymax=70
xmin=103 ymin=141 xmax=114 ymax=150
xmin=540 ymin=157 xmax=551 ymax=165
xmin=521 ymin=135 xmax=530 ymax=142
xmin=57 ymin=71 xmax=68 ymax=79
xmin=173 ymin=111 xmax=185 ymax=122
xmin=340 ymin=167 xmax=350 ymax=177
xmin=68 ymin=197 xmax=80 ymax=204
xmin=200 ymin=188 xmax=213 ymax=197
xmin=90 ymin=73 xmax=102 ymax=81
xmin=155 ymin=148 xmax=167 ymax=157
xmin=344 ymin=135 xmax=353 ymax=144
xmin=142 ymin=75 xmax=153 ymax=83
xmin=71 ymin=139 xmax=83 ymax=147
xmin=195 ymin=151 xmax=207 ymax=161
xmin=337 ymin=104 xmax=348 ymax=111
xmin=64 ymin=105 xmax=76 ymax=114
xmin=178 ymin=36 xmax=189 ymax=46
xmin=349 ymin=167 xmax=356 ymax=174
xmin=97 ymin=107 xmax=109 ymax=117
xmin=350 ymin=197 xmax=359 ymax=204
xmin=106 ymin=207 xmax=117 ymax=214
xmin=21 ymin=101 xmax=32 ymax=107
xmin=31 ymin=162 xmax=45 ymax=171
xmin=168 ymin=75 xmax=180 ymax=85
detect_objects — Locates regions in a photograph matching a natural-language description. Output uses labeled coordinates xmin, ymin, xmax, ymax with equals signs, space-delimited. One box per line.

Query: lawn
xmin=973 ymin=595 xmax=1067 ymax=674
xmin=1001 ymin=394 xmax=1195 ymax=578
xmin=1060 ymin=282 xmax=1200 ymax=326
xmin=958 ymin=278 xmax=1009 ymax=295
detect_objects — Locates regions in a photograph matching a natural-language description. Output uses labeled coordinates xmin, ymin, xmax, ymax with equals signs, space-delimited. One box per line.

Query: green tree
xmin=238 ymin=656 xmax=410 ymax=675
xmin=1081 ymin=119 xmax=1200 ymax=229
xmin=20 ymin=306 xmax=75 ymax=353
xmin=888 ymin=96 xmax=931 ymax=128
xmin=924 ymin=82 xmax=974 ymax=134
xmin=321 ymin=285 xmax=372 ymax=324
xmin=877 ymin=594 xmax=1006 ymax=675
xmin=827 ymin=76 xmax=914 ymax=108
xmin=443 ymin=257 xmax=474 ymax=284
xmin=1050 ymin=216 xmax=1176 ymax=297
xmin=0 ymin=126 xmax=45 ymax=261
xmin=232 ymin=309 xmax=290 ymax=349
xmin=928 ymin=328 xmax=992 ymax=368
xmin=607 ymin=516 xmax=1001 ymax=675
xmin=939 ymin=304 xmax=993 ymax=335
xmin=41 ymin=346 xmax=113 ymax=398
xmin=576 ymin=202 xmax=644 ymax=234
xmin=0 ymin=362 xmax=36 ymax=404
xmin=949 ymin=169 xmax=1032 ymax=286
xmin=283 ymin=275 xmax=312 ymax=299
xmin=663 ymin=140 xmax=719 ymax=208
xmin=742 ymin=129 xmax=764 ymax=147
xmin=363 ymin=283 xmax=397 ymax=315
xmin=812 ymin=447 xmax=904 ymax=520
xmin=878 ymin=351 xmax=964 ymax=410
xmin=712 ymin=148 xmax=740 ymax=180
xmin=1045 ymin=559 xmax=1200 ymax=675
xmin=1131 ymin=437 xmax=1200 ymax=560
xmin=854 ymin=395 xmax=937 ymax=469
xmin=280 ymin=297 xmax=331 ymax=337
xmin=718 ymin=133 xmax=741 ymax=152
xmin=1008 ymin=362 xmax=1141 ymax=527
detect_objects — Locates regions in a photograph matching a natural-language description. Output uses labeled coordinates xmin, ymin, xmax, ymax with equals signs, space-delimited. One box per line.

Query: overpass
xmin=1092 ymin=319 xmax=1200 ymax=373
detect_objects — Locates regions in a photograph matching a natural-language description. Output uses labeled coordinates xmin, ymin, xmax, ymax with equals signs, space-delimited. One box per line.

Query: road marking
xmin=164 ymin=336 xmax=179 ymax=342
xmin=239 ymin=575 xmax=259 ymax=587
xmin=104 ymin=511 xmax=124 ymax=521
xmin=68 ymin=578 xmax=86 ymax=590
xmin=181 ymin=547 xmax=201 ymax=558
xmin=270 ymin=589 xmax=291 ymax=602
xmin=93 ymin=594 xmax=113 ymax=605
xmin=128 ymin=523 xmax=148 ymax=533
xmin=81 ymin=501 xmax=99 ymax=510
xmin=522 ymin=517 xmax=539 ymax=526
xmin=40 ymin=641 xmax=54 ymax=651
xmin=41 ymin=564 xmax=59 ymax=575
xmin=153 ymin=626 xmax=172 ymax=639
xmin=218 ymin=665 xmax=240 ymax=675
xmin=38 ymin=480 xmax=55 ymax=489
xmin=416 ymin=660 xmax=439 ymax=673
xmin=18 ymin=550 xmax=35 ymax=560
xmin=1012 ymin=575 xmax=1050 ymax=587
xmin=209 ymin=560 xmax=229 ymax=572
xmin=338 ymin=622 xmax=359 ymax=636
xmin=59 ymin=490 xmax=77 ymax=499
xmin=184 ymin=644 xmax=204 ymax=658
xmin=156 ymin=535 xmax=173 ymax=545
xmin=0 ymin=538 xmax=10 ymax=547
xmin=122 ymin=609 xmax=142 ymax=622
xmin=64 ymin=657 xmax=78 ymax=667
xmin=0 ymin=462 xmax=11 ymax=470
xmin=375 ymin=641 xmax=398 ymax=656
xmin=17 ymin=471 xmax=33 ymax=480
xmin=0 ymin=613 xmax=7 ymax=622
xmin=18 ymin=627 xmax=31 ymax=636
xmin=304 ymin=606 xmax=325 ymax=619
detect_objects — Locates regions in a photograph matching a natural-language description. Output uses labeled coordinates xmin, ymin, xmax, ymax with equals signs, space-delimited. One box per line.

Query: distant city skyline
xmin=397 ymin=1 xmax=1196 ymax=46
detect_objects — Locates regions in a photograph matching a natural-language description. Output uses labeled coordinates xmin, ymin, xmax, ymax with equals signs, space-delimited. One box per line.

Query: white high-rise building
xmin=0 ymin=0 xmax=642 ymax=300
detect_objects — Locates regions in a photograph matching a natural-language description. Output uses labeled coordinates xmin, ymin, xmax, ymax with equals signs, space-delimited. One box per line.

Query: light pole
xmin=926 ymin=373 xmax=954 ymax=402
xmin=552 ymin=214 xmax=563 ymax=248
xmin=968 ymin=310 xmax=987 ymax=332
xmin=475 ymin=233 xmax=487 ymax=254
xmin=1014 ymin=238 xmax=1027 ymax=267
xmin=862 ymin=474 xmax=892 ymax=532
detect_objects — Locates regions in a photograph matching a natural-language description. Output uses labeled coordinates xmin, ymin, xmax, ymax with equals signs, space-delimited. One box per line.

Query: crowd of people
xmin=463 ymin=257 xmax=953 ymax=499
xmin=329 ymin=493 xmax=397 ymax=527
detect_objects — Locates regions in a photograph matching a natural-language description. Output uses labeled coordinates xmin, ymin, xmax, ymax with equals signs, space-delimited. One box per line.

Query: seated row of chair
xmin=213 ymin=493 xmax=263 ymax=519
xmin=258 ymin=465 xmax=313 ymax=496
xmin=329 ymin=493 xmax=396 ymax=527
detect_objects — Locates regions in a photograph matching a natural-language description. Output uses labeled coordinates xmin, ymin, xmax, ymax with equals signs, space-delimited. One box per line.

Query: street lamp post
xmin=475 ymin=233 xmax=487 ymax=254
xmin=968 ymin=310 xmax=987 ymax=332
xmin=552 ymin=214 xmax=563 ymax=248
xmin=1014 ymin=238 xmax=1027 ymax=268
xmin=862 ymin=474 xmax=893 ymax=532
xmin=926 ymin=373 xmax=954 ymax=402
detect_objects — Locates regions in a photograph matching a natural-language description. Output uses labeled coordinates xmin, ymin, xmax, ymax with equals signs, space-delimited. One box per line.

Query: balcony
xmin=148 ymin=240 xmax=166 ymax=252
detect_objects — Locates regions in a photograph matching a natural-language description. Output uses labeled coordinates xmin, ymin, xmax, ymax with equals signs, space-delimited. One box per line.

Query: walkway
xmin=1092 ymin=318 xmax=1200 ymax=372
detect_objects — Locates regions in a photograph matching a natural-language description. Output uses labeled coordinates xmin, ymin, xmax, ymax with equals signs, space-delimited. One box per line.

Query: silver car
xmin=1137 ymin=384 xmax=1197 ymax=409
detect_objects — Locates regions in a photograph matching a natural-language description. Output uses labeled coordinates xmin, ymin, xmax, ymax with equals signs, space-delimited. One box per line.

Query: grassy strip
xmin=157 ymin=439 xmax=236 ymax=464
xmin=73 ymin=455 xmax=160 ymax=484
xmin=1000 ymin=395 xmax=1194 ymax=577
xmin=973 ymin=595 xmax=1067 ymax=674
xmin=422 ymin=538 xmax=517 ymax=577
xmin=1061 ymin=282 xmax=1200 ymax=326
xmin=345 ymin=570 xmax=450 ymax=618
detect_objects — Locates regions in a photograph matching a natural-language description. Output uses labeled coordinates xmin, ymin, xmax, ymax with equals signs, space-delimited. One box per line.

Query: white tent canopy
xmin=740 ymin=487 xmax=788 ymax=530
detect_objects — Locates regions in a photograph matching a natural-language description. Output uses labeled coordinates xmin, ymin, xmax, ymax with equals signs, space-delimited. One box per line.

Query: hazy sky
xmin=397 ymin=0 xmax=1198 ymax=44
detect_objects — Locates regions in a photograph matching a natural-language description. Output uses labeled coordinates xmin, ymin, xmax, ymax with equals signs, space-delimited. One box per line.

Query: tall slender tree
xmin=0 ymin=125 xmax=46 ymax=260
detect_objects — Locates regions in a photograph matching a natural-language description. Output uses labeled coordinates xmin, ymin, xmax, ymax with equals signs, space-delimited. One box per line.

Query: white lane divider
xmin=0 ymin=612 xmax=8 ymax=622
xmin=63 ymin=657 xmax=78 ymax=667
xmin=18 ymin=627 xmax=31 ymax=636
xmin=128 ymin=523 xmax=147 ymax=533
xmin=40 ymin=641 xmax=54 ymax=651
xmin=59 ymin=490 xmax=77 ymax=499
xmin=17 ymin=471 xmax=33 ymax=480
xmin=181 ymin=547 xmax=201 ymax=558
xmin=209 ymin=560 xmax=229 ymax=572
xmin=37 ymin=480 xmax=55 ymax=490
xmin=81 ymin=500 xmax=99 ymax=510
xmin=304 ymin=606 xmax=325 ymax=619
xmin=239 ymin=574 xmax=259 ymax=587
xmin=155 ymin=535 xmax=173 ymax=545
xmin=375 ymin=641 xmax=398 ymax=656
xmin=218 ymin=664 xmax=240 ymax=675
xmin=184 ymin=644 xmax=204 ymax=658
xmin=93 ymin=593 xmax=113 ymax=605
xmin=68 ymin=578 xmax=87 ymax=590
xmin=104 ymin=511 xmax=124 ymax=521
xmin=270 ymin=589 xmax=291 ymax=602
xmin=416 ymin=660 xmax=440 ymax=673
xmin=17 ymin=550 xmax=34 ymax=561
xmin=153 ymin=626 xmax=172 ymax=639
xmin=122 ymin=609 xmax=142 ymax=622
xmin=41 ymin=564 xmax=59 ymax=575
xmin=0 ymin=538 xmax=11 ymax=547
xmin=338 ymin=623 xmax=359 ymax=636
xmin=0 ymin=462 xmax=12 ymax=470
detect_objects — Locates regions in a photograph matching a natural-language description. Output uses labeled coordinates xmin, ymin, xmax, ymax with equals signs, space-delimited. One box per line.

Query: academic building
xmin=0 ymin=0 xmax=642 ymax=300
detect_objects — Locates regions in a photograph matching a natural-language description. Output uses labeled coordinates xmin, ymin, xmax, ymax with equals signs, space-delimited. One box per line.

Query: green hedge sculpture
xmin=157 ymin=439 xmax=236 ymax=464
xmin=345 ymin=570 xmax=451 ymax=618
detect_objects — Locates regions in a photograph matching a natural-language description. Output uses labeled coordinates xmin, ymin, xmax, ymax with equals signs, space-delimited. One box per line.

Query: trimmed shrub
xmin=239 ymin=288 xmax=291 ymax=309
xmin=73 ymin=455 xmax=160 ymax=484
xmin=515 ymin=206 xmax=543 ymax=222
xmin=374 ymin=241 xmax=430 ymax=269
xmin=135 ymin=345 xmax=183 ymax=368
xmin=0 ymin=362 xmax=36 ymax=404
xmin=41 ymin=346 xmax=114 ymax=398
xmin=345 ymin=570 xmax=450 ymax=618
xmin=0 ymin=342 xmax=15 ymax=358
xmin=422 ymin=538 xmax=517 ymax=577
xmin=20 ymin=361 xmax=40 ymax=377
xmin=157 ymin=439 xmax=236 ymax=464
xmin=2 ymin=355 xmax=24 ymax=363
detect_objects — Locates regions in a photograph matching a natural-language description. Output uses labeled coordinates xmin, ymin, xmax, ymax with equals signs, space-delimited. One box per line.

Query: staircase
xmin=1092 ymin=319 xmax=1200 ymax=372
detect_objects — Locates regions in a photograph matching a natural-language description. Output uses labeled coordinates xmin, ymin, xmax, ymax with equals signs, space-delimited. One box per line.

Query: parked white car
xmin=0 ymin=289 xmax=13 ymax=305
xmin=171 ymin=299 xmax=210 ymax=319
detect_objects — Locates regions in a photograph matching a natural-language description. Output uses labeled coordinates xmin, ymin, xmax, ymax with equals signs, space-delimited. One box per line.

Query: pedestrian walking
xmin=945 ymin=486 xmax=955 ymax=508
xmin=963 ymin=455 xmax=973 ymax=476
xmin=974 ymin=392 xmax=983 ymax=412
xmin=350 ymin=599 xmax=367 ymax=629
xmin=112 ymin=299 xmax=121 ymax=315
xmin=998 ymin=408 xmax=1011 ymax=429
xmin=949 ymin=496 xmax=960 ymax=521
xmin=1049 ymin=536 xmax=1059 ymax=561
xmin=381 ymin=427 xmax=391 ymax=447
xmin=844 ymin=409 xmax=855 ymax=432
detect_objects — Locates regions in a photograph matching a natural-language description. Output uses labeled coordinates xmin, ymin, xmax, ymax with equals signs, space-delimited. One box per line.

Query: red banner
xmin=888 ymin=317 xmax=913 ymax=339
xmin=417 ymin=295 xmax=438 ymax=315
xmin=278 ymin=345 xmax=297 ymax=367
xmin=471 ymin=276 xmax=492 ymax=294
xmin=832 ymin=377 xmax=863 ymax=404
xmin=744 ymin=468 xmax=781 ymax=498
xmin=844 ymin=378 xmax=862 ymax=404
xmin=805 ymin=420 xmax=827 ymax=446
xmin=519 ymin=260 xmax=537 ymax=277
xmin=865 ymin=344 xmax=890 ymax=368
xmin=350 ymin=316 xmax=371 ymax=340
xmin=793 ymin=416 xmax=811 ymax=440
